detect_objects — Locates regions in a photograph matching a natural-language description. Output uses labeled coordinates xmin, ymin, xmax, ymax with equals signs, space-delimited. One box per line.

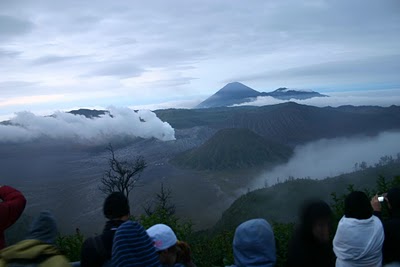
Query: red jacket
xmin=0 ymin=186 xmax=27 ymax=249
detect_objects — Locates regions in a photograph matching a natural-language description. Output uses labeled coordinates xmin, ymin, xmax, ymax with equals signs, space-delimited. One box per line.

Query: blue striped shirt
xmin=112 ymin=221 xmax=161 ymax=267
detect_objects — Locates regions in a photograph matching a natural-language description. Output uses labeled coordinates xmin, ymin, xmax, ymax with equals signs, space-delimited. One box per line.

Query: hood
xmin=27 ymin=211 xmax=58 ymax=245
xmin=0 ymin=240 xmax=60 ymax=261
xmin=232 ymin=219 xmax=276 ymax=267
xmin=333 ymin=215 xmax=384 ymax=267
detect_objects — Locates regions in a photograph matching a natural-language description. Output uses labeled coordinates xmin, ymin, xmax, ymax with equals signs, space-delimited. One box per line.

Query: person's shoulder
xmin=42 ymin=254 xmax=70 ymax=267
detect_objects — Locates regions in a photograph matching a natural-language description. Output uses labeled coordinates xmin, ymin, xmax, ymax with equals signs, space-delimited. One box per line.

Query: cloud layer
xmin=0 ymin=107 xmax=175 ymax=143
xmin=234 ymin=89 xmax=400 ymax=107
xmin=252 ymin=131 xmax=400 ymax=189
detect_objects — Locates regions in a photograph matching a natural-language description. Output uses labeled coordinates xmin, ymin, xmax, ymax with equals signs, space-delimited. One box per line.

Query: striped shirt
xmin=112 ymin=221 xmax=161 ymax=267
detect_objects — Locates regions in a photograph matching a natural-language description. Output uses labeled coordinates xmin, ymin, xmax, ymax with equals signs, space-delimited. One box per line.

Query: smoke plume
xmin=0 ymin=107 xmax=175 ymax=143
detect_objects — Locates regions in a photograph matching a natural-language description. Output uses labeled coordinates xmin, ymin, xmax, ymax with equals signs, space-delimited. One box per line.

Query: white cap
xmin=146 ymin=224 xmax=178 ymax=251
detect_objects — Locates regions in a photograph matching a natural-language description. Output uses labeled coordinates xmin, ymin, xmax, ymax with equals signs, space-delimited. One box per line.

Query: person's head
xmin=345 ymin=191 xmax=372 ymax=220
xmin=147 ymin=224 xmax=178 ymax=266
xmin=27 ymin=210 xmax=58 ymax=244
xmin=176 ymin=241 xmax=192 ymax=265
xmin=299 ymin=200 xmax=332 ymax=243
xmin=232 ymin=219 xmax=276 ymax=267
xmin=387 ymin=187 xmax=400 ymax=212
xmin=112 ymin=221 xmax=160 ymax=267
xmin=103 ymin=192 xmax=130 ymax=221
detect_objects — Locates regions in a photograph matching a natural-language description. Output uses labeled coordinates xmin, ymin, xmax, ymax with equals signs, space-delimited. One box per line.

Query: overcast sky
xmin=1 ymin=0 xmax=400 ymax=120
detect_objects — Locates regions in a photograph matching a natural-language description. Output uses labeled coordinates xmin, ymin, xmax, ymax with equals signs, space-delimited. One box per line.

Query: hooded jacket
xmin=0 ymin=186 xmax=27 ymax=249
xmin=0 ymin=240 xmax=70 ymax=267
xmin=0 ymin=211 xmax=70 ymax=267
xmin=333 ymin=215 xmax=384 ymax=267
xmin=227 ymin=219 xmax=276 ymax=267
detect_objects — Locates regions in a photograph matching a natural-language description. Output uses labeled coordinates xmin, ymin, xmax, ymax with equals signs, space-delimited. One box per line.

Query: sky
xmin=1 ymin=0 xmax=400 ymax=120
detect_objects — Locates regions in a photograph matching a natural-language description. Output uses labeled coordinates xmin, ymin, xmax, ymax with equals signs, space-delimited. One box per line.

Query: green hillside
xmin=171 ymin=128 xmax=293 ymax=170
xmin=213 ymin=161 xmax=400 ymax=233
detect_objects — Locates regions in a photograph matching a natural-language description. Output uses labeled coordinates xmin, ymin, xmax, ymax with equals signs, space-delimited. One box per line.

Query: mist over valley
xmin=1 ymin=98 xmax=399 ymax=237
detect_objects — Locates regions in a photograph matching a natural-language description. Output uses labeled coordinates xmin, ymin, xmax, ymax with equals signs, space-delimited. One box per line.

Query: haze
xmin=252 ymin=131 xmax=400 ymax=189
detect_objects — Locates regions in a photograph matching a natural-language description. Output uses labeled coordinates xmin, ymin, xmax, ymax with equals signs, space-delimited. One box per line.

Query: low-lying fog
xmin=252 ymin=131 xmax=400 ymax=189
xmin=0 ymin=107 xmax=175 ymax=143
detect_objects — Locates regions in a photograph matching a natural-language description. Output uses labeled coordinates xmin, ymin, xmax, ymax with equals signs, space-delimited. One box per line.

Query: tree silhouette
xmin=100 ymin=144 xmax=146 ymax=198
xmin=143 ymin=183 xmax=176 ymax=217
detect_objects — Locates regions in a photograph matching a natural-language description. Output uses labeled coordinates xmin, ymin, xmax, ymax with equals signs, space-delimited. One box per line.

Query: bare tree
xmin=143 ymin=183 xmax=176 ymax=216
xmin=100 ymin=144 xmax=146 ymax=198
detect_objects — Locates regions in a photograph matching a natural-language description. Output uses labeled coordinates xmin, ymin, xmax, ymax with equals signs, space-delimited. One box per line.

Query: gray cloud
xmin=230 ymin=54 xmax=400 ymax=85
xmin=32 ymin=55 xmax=87 ymax=65
xmin=86 ymin=62 xmax=145 ymax=78
xmin=134 ymin=48 xmax=208 ymax=68
xmin=0 ymin=81 xmax=37 ymax=88
xmin=0 ymin=15 xmax=34 ymax=40
xmin=0 ymin=49 xmax=21 ymax=58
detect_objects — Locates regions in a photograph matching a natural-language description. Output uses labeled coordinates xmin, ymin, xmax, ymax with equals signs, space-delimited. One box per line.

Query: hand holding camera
xmin=371 ymin=193 xmax=387 ymax=212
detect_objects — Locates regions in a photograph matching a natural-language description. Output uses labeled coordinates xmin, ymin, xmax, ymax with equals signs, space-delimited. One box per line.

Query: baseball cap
xmin=147 ymin=224 xmax=178 ymax=251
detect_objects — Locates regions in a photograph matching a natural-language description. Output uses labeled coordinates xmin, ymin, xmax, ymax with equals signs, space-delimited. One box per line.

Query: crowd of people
xmin=0 ymin=184 xmax=399 ymax=267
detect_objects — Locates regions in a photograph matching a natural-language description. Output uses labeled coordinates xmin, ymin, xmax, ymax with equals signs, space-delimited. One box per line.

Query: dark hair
xmin=299 ymin=200 xmax=332 ymax=238
xmin=103 ymin=192 xmax=130 ymax=220
xmin=387 ymin=187 xmax=400 ymax=211
xmin=344 ymin=191 xmax=372 ymax=220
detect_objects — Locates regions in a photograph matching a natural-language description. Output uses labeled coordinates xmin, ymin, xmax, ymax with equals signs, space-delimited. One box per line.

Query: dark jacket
xmin=80 ymin=220 xmax=124 ymax=267
xmin=287 ymin=228 xmax=335 ymax=267
xmin=0 ymin=186 xmax=27 ymax=250
xmin=375 ymin=210 xmax=400 ymax=264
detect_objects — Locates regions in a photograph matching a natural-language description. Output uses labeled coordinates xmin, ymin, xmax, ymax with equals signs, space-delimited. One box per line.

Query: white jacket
xmin=333 ymin=215 xmax=384 ymax=267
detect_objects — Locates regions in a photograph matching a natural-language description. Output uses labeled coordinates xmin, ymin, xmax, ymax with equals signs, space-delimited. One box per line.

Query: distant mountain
xmin=196 ymin=82 xmax=260 ymax=108
xmin=171 ymin=128 xmax=293 ymax=170
xmin=195 ymin=82 xmax=326 ymax=108
xmin=261 ymin=87 xmax=327 ymax=100
xmin=68 ymin=109 xmax=109 ymax=118
xmin=156 ymin=103 xmax=400 ymax=145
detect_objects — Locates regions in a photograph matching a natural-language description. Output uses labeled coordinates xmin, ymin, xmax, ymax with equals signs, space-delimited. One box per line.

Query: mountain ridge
xmin=156 ymin=103 xmax=400 ymax=145
xmin=196 ymin=82 xmax=327 ymax=108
